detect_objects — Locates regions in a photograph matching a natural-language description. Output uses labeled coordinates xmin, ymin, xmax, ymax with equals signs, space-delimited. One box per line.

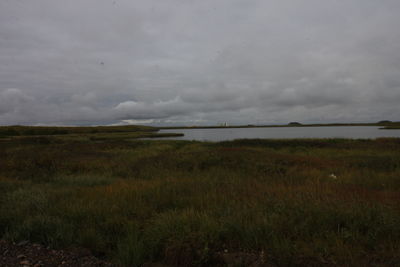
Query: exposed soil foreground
xmin=0 ymin=240 xmax=276 ymax=267
xmin=0 ymin=240 xmax=115 ymax=267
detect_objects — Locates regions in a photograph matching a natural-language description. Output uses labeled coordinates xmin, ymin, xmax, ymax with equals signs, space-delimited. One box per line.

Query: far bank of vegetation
xmin=0 ymin=125 xmax=156 ymax=136
xmin=0 ymin=125 xmax=183 ymax=140
xmin=161 ymin=120 xmax=400 ymax=130
xmin=381 ymin=126 xmax=400 ymax=130
xmin=0 ymin=129 xmax=400 ymax=266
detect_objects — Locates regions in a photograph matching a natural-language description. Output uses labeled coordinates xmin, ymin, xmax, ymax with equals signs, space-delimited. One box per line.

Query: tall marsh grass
xmin=0 ymin=136 xmax=400 ymax=266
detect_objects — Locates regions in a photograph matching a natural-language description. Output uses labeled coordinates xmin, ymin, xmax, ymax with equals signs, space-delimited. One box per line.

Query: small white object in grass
xmin=329 ymin=173 xmax=337 ymax=179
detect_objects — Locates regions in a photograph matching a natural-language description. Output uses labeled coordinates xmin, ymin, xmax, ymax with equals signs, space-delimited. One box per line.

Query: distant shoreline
xmin=161 ymin=122 xmax=400 ymax=130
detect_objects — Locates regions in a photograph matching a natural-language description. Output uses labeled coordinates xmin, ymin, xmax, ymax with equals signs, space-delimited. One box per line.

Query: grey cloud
xmin=1 ymin=0 xmax=400 ymax=125
xmin=0 ymin=88 xmax=34 ymax=114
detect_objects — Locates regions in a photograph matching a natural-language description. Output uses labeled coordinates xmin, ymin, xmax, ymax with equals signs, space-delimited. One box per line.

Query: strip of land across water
xmin=0 ymin=125 xmax=400 ymax=266
xmin=161 ymin=121 xmax=400 ymax=130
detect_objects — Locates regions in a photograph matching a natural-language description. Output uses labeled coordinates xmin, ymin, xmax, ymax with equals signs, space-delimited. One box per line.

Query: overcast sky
xmin=1 ymin=0 xmax=399 ymax=126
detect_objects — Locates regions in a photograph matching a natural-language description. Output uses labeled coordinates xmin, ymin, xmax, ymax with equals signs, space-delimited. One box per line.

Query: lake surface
xmin=157 ymin=126 xmax=400 ymax=141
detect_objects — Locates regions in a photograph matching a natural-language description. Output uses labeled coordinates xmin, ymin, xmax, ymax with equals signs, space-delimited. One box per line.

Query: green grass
xmin=0 ymin=132 xmax=400 ymax=266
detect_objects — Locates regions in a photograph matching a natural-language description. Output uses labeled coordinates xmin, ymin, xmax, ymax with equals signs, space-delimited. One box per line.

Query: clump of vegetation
xmin=0 ymin=130 xmax=400 ymax=266
xmin=288 ymin=122 xmax=302 ymax=126
xmin=381 ymin=126 xmax=400 ymax=130
xmin=378 ymin=120 xmax=393 ymax=124
xmin=378 ymin=120 xmax=400 ymax=129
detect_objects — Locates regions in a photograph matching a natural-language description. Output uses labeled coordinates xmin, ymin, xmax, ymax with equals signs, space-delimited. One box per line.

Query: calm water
xmin=157 ymin=126 xmax=400 ymax=141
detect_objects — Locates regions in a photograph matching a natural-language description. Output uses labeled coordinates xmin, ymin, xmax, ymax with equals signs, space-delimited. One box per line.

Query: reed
xmin=1 ymin=134 xmax=399 ymax=266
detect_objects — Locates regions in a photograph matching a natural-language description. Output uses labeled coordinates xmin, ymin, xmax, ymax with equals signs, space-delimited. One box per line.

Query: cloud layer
xmin=1 ymin=0 xmax=400 ymax=125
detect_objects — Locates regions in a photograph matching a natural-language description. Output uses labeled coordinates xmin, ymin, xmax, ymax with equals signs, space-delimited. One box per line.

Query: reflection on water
xmin=157 ymin=126 xmax=400 ymax=141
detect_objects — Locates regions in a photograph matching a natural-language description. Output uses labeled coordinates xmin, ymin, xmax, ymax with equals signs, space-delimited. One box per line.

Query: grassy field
xmin=0 ymin=125 xmax=183 ymax=141
xmin=1 ymin=128 xmax=400 ymax=266
xmin=0 ymin=125 xmax=155 ymax=135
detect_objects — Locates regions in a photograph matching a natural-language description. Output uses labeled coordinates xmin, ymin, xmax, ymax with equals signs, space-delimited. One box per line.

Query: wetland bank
xmin=0 ymin=126 xmax=400 ymax=266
